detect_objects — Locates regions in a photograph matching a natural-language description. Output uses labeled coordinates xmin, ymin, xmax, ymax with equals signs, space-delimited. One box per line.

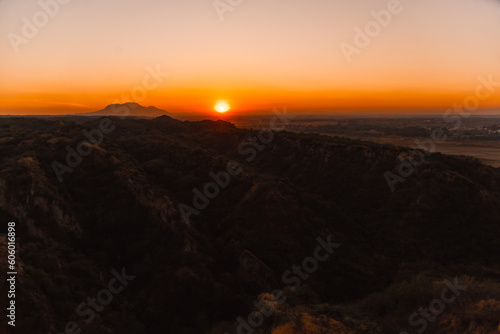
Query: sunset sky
xmin=0 ymin=0 xmax=499 ymax=115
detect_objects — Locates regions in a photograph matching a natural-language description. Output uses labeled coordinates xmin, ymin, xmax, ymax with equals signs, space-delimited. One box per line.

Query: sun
xmin=214 ymin=100 xmax=230 ymax=113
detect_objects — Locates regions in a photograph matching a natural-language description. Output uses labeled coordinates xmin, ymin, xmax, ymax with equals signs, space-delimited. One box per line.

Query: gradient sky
xmin=0 ymin=0 xmax=499 ymax=115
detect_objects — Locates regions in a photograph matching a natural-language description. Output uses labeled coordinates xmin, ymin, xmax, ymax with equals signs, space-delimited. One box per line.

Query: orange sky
xmin=0 ymin=0 xmax=499 ymax=115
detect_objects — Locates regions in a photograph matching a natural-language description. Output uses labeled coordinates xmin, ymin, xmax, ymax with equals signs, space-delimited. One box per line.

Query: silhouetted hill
xmin=80 ymin=102 xmax=169 ymax=117
xmin=0 ymin=117 xmax=499 ymax=333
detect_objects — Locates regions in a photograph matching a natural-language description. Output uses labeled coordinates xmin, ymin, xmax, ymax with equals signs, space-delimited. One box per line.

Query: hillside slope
xmin=0 ymin=116 xmax=499 ymax=333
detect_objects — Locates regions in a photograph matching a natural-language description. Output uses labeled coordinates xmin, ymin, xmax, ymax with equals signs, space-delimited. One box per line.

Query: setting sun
xmin=214 ymin=100 xmax=230 ymax=113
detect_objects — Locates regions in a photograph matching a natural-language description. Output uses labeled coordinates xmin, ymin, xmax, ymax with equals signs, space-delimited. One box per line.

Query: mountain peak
xmin=84 ymin=103 xmax=169 ymax=117
xmin=105 ymin=102 xmax=140 ymax=109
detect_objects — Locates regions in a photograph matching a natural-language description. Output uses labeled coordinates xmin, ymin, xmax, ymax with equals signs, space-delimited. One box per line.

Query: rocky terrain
xmin=0 ymin=115 xmax=499 ymax=333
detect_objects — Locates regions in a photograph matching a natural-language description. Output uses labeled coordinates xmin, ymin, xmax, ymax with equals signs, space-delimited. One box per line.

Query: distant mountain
xmin=81 ymin=102 xmax=169 ymax=117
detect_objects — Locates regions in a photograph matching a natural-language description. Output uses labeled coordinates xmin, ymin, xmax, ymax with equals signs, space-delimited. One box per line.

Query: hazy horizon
xmin=1 ymin=103 xmax=500 ymax=118
xmin=1 ymin=0 xmax=500 ymax=115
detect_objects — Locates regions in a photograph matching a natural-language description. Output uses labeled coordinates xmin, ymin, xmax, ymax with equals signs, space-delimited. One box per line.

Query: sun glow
xmin=214 ymin=100 xmax=230 ymax=113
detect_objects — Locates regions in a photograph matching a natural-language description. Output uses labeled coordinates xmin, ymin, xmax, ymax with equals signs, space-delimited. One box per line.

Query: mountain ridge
xmin=79 ymin=102 xmax=169 ymax=117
